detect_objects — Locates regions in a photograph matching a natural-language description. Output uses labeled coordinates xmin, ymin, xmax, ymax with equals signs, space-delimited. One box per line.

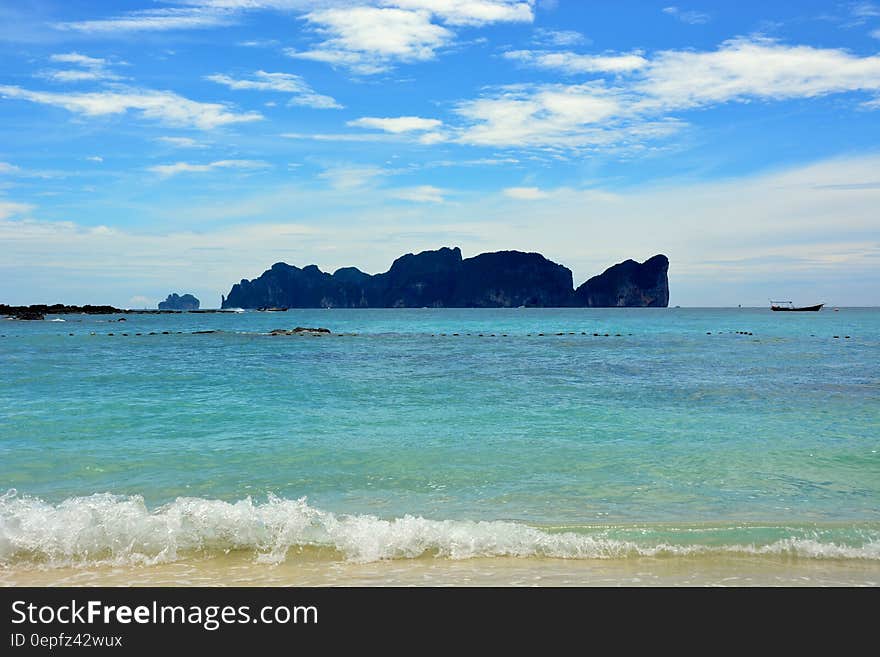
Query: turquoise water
xmin=1 ymin=308 xmax=878 ymax=568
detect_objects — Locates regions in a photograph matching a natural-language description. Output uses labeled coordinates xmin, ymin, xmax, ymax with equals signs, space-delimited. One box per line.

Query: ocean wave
xmin=1 ymin=491 xmax=878 ymax=568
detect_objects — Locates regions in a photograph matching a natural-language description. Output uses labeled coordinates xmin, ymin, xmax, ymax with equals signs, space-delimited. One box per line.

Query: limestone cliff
xmin=221 ymin=248 xmax=669 ymax=309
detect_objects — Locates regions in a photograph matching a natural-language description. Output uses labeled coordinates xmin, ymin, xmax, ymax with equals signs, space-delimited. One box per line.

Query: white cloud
xmin=502 ymin=38 xmax=880 ymax=108
xmin=459 ymin=37 xmax=880 ymax=151
xmin=286 ymin=116 xmax=447 ymax=144
xmin=38 ymin=70 xmax=118 ymax=83
xmin=40 ymin=52 xmax=123 ymax=83
xmin=53 ymin=0 xmax=534 ymax=39
xmin=0 ymin=163 xmax=61 ymax=180
xmin=174 ymin=1 xmax=317 ymax=8
xmin=455 ymin=83 xmax=633 ymax=148
xmin=282 ymin=131 xmax=397 ymax=142
xmin=316 ymin=6 xmax=450 ymax=57
xmin=205 ymin=71 xmax=301 ymax=93
xmin=532 ymin=28 xmax=586 ymax=47
xmin=288 ymin=1 xmax=533 ymax=73
xmin=428 ymin=157 xmax=521 ymax=167
xmin=85 ymin=156 xmax=103 ymax=162
xmin=662 ymin=6 xmax=711 ymax=25
xmin=387 ymin=1 xmax=534 ymax=26
xmin=850 ymin=2 xmax=880 ymax=19
xmin=285 ymin=47 xmax=388 ymax=75
xmin=0 ymin=85 xmax=263 ymax=130
xmin=148 ymin=160 xmax=269 ymax=177
xmin=347 ymin=116 xmax=443 ymax=132
xmin=637 ymin=37 xmax=880 ymax=110
xmin=157 ymin=136 xmax=205 ymax=148
xmin=391 ymin=185 xmax=446 ymax=202
xmin=503 ymin=186 xmax=548 ymax=199
xmin=504 ymin=49 xmax=648 ymax=74
xmin=0 ymin=200 xmax=33 ymax=219
xmin=237 ymin=39 xmax=281 ymax=47
xmin=417 ymin=131 xmax=448 ymax=144
xmin=318 ymin=165 xmax=388 ymax=189
xmin=206 ymin=71 xmax=342 ymax=109
xmin=50 ymin=53 xmax=107 ymax=67
xmin=54 ymin=8 xmax=235 ymax=33
xmin=289 ymin=7 xmax=453 ymax=74
xmin=128 ymin=295 xmax=156 ymax=308
xmin=50 ymin=1 xmax=530 ymax=73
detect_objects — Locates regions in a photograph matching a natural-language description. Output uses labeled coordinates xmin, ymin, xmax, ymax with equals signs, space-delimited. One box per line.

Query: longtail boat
xmin=770 ymin=301 xmax=824 ymax=312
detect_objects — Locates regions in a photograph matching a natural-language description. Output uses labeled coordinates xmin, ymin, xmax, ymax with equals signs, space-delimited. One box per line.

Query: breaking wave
xmin=1 ymin=491 xmax=878 ymax=568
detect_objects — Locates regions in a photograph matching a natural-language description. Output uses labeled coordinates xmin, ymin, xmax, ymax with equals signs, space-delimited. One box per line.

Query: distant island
xmin=0 ymin=249 xmax=669 ymax=318
xmin=0 ymin=304 xmax=221 ymax=319
xmin=158 ymin=293 xmax=200 ymax=311
xmin=222 ymin=248 xmax=669 ymax=309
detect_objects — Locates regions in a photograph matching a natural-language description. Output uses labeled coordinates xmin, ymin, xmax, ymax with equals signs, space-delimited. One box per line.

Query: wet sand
xmin=3 ymin=553 xmax=878 ymax=587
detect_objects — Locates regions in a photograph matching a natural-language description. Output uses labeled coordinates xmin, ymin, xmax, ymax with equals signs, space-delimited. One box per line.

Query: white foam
xmin=1 ymin=491 xmax=878 ymax=568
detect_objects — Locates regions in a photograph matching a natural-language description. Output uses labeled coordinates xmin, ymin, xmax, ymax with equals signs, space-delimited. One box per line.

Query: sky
xmin=1 ymin=0 xmax=879 ymax=308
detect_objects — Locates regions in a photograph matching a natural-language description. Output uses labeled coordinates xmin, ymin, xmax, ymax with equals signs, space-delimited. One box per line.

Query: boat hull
xmin=770 ymin=304 xmax=824 ymax=312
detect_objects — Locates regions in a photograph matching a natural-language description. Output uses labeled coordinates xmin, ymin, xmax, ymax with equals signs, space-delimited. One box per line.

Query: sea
xmin=1 ymin=307 xmax=878 ymax=586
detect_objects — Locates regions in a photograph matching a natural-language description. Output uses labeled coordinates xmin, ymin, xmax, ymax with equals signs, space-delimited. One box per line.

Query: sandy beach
xmin=4 ymin=552 xmax=879 ymax=587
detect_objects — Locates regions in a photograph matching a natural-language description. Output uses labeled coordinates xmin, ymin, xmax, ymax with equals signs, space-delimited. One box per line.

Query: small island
xmin=158 ymin=293 xmax=200 ymax=311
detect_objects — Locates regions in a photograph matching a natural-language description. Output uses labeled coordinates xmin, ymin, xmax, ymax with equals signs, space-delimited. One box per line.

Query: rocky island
xmin=222 ymin=247 xmax=669 ymax=309
xmin=573 ymin=254 xmax=669 ymax=307
xmin=158 ymin=293 xmax=200 ymax=311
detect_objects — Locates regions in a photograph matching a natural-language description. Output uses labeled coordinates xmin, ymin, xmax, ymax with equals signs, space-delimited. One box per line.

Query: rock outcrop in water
xmin=269 ymin=327 xmax=332 ymax=336
xmin=158 ymin=293 xmax=200 ymax=311
xmin=222 ymin=248 xmax=669 ymax=309
xmin=0 ymin=304 xmax=123 ymax=319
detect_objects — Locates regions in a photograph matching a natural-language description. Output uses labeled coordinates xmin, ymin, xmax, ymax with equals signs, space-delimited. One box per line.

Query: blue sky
xmin=1 ymin=0 xmax=879 ymax=307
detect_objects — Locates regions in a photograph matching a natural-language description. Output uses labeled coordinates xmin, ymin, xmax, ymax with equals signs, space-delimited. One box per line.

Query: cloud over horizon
xmin=2 ymin=153 xmax=878 ymax=306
